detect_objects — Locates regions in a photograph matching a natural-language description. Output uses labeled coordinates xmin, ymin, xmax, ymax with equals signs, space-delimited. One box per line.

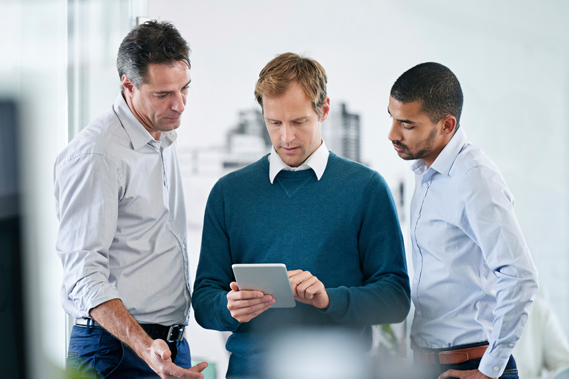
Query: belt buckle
xmin=166 ymin=325 xmax=185 ymax=343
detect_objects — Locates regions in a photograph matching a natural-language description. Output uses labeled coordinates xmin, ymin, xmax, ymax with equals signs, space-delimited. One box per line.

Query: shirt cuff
xmin=478 ymin=350 xmax=510 ymax=378
xmin=217 ymin=293 xmax=241 ymax=332
xmin=70 ymin=279 xmax=121 ymax=313
xmin=319 ymin=287 xmax=348 ymax=321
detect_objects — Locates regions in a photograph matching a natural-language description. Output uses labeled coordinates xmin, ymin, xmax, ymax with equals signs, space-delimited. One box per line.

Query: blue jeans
xmin=67 ymin=325 xmax=192 ymax=379
xmin=416 ymin=355 xmax=518 ymax=379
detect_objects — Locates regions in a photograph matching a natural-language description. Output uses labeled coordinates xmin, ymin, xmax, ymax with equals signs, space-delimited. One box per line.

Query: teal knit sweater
xmin=192 ymin=152 xmax=410 ymax=377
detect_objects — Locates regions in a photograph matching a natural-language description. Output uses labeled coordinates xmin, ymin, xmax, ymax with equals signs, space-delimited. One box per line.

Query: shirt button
xmin=416 ymin=311 xmax=421 ymax=316
xmin=423 ymin=182 xmax=428 ymax=188
xmin=415 ymin=246 xmax=419 ymax=251
xmin=415 ymin=213 xmax=420 ymax=218
xmin=509 ymin=343 xmax=514 ymax=347
xmin=494 ymin=367 xmax=499 ymax=372
xmin=413 ymin=279 xmax=418 ymax=284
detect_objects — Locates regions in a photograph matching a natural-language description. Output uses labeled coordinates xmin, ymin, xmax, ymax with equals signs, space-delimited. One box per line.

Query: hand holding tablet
xmin=226 ymin=281 xmax=275 ymax=323
xmin=231 ymin=264 xmax=296 ymax=308
xmin=230 ymin=263 xmax=330 ymax=321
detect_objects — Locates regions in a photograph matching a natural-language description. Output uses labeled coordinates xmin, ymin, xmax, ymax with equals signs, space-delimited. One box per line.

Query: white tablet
xmin=232 ymin=263 xmax=296 ymax=308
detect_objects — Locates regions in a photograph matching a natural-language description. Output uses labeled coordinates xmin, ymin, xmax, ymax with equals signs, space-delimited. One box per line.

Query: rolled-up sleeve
xmin=55 ymin=153 xmax=122 ymax=317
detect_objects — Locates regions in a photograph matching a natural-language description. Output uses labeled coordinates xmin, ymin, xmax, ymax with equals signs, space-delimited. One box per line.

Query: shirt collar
xmin=112 ymin=93 xmax=177 ymax=151
xmin=268 ymin=140 xmax=330 ymax=184
xmin=411 ymin=127 xmax=467 ymax=177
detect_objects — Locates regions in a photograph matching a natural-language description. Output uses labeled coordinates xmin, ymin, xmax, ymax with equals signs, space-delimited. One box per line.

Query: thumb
xmin=155 ymin=341 xmax=172 ymax=361
xmin=190 ymin=361 xmax=209 ymax=372
xmin=230 ymin=282 xmax=239 ymax=292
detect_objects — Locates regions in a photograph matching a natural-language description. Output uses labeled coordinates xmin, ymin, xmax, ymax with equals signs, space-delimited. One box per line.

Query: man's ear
xmin=319 ymin=97 xmax=331 ymax=122
xmin=440 ymin=115 xmax=457 ymax=136
xmin=121 ymin=75 xmax=136 ymax=95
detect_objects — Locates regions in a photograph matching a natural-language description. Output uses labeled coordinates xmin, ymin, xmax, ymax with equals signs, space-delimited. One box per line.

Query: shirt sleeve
xmin=322 ymin=173 xmax=411 ymax=326
xmin=459 ymin=166 xmax=538 ymax=377
xmin=54 ymin=153 xmax=122 ymax=318
xmin=192 ymin=180 xmax=241 ymax=332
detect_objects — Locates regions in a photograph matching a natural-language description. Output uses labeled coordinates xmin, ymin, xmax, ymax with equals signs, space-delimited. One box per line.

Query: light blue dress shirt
xmin=409 ymin=127 xmax=538 ymax=377
xmin=54 ymin=94 xmax=191 ymax=325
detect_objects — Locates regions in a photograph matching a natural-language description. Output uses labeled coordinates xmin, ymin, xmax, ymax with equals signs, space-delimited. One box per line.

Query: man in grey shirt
xmin=54 ymin=21 xmax=206 ymax=378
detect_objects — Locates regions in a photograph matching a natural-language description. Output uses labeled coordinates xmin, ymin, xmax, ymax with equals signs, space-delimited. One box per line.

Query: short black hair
xmin=391 ymin=62 xmax=463 ymax=126
xmin=117 ymin=20 xmax=190 ymax=89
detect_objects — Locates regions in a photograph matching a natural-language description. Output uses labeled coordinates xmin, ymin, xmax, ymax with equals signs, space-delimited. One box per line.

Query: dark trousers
xmin=67 ymin=325 xmax=192 ymax=379
xmin=414 ymin=355 xmax=518 ymax=379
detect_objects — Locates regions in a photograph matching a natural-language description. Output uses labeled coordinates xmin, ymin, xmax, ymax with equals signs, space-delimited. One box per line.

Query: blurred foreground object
xmin=513 ymin=289 xmax=569 ymax=378
xmin=0 ymin=100 xmax=26 ymax=378
xmin=267 ymin=328 xmax=367 ymax=379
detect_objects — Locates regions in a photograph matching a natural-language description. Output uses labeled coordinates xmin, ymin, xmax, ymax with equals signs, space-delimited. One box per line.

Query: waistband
xmin=413 ymin=341 xmax=489 ymax=365
xmin=75 ymin=318 xmax=185 ymax=343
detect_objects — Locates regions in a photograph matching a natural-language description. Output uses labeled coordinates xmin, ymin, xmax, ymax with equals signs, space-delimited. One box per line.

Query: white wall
xmin=147 ymin=0 xmax=569 ymax=375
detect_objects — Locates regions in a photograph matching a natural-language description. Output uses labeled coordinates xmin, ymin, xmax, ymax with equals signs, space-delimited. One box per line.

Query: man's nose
xmin=281 ymin=125 xmax=294 ymax=143
xmin=171 ymin=92 xmax=185 ymax=113
xmin=387 ymin=121 xmax=400 ymax=142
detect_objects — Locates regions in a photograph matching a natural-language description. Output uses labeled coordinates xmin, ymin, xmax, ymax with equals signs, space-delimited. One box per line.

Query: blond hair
xmin=254 ymin=52 xmax=328 ymax=118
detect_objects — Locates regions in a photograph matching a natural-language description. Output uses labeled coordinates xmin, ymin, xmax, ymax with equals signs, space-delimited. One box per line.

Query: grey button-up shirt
xmin=54 ymin=94 xmax=191 ymax=325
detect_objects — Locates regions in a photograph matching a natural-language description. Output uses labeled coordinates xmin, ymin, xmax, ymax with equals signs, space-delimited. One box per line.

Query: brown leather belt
xmin=415 ymin=344 xmax=488 ymax=365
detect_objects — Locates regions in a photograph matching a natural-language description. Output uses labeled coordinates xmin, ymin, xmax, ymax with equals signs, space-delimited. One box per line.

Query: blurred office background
xmin=1 ymin=0 xmax=568 ymax=378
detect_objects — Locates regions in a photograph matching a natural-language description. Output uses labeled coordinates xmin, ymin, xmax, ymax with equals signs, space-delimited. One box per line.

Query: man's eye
xmin=157 ymin=94 xmax=167 ymax=99
xmin=402 ymin=124 xmax=413 ymax=130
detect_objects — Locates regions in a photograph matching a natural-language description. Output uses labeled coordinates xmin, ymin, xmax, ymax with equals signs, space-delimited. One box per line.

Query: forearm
xmin=325 ymin=175 xmax=410 ymax=326
xmin=89 ymin=298 xmax=153 ymax=359
xmin=324 ymin=273 xmax=410 ymax=326
xmin=192 ymin=285 xmax=240 ymax=332
xmin=479 ymin=272 xmax=538 ymax=376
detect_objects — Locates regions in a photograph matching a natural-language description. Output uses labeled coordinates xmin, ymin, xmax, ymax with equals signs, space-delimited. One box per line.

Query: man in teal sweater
xmin=192 ymin=52 xmax=410 ymax=378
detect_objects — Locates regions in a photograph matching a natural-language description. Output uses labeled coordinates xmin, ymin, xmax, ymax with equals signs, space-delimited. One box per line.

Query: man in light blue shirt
xmin=55 ymin=21 xmax=206 ymax=379
xmin=387 ymin=62 xmax=538 ymax=379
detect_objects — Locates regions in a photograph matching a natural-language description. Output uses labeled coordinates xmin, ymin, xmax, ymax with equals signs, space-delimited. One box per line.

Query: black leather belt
xmin=75 ymin=318 xmax=185 ymax=343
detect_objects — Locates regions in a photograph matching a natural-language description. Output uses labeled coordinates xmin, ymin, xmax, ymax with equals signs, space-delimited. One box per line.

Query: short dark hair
xmin=390 ymin=62 xmax=463 ymax=126
xmin=117 ymin=20 xmax=191 ymax=89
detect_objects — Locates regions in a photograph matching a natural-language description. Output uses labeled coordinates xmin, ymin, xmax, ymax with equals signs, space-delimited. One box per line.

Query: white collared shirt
xmin=268 ymin=140 xmax=330 ymax=183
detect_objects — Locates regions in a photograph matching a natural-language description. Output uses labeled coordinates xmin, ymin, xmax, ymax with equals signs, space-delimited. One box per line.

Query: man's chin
xmin=159 ymin=121 xmax=181 ymax=131
xmin=279 ymin=155 xmax=304 ymax=168
xmin=397 ymin=151 xmax=418 ymax=161
xmin=275 ymin=149 xmax=303 ymax=167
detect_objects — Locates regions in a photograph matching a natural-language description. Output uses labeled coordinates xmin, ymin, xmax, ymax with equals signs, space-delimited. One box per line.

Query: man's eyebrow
xmin=154 ymin=80 xmax=192 ymax=94
xmin=387 ymin=107 xmax=415 ymax=124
